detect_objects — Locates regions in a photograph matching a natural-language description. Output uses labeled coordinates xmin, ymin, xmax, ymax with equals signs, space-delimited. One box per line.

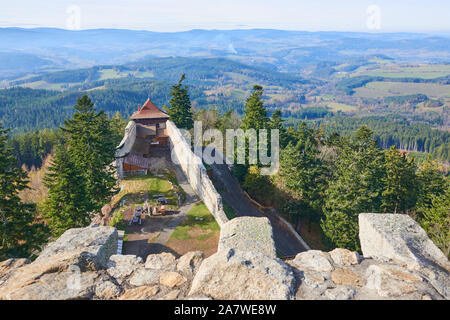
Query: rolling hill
xmin=1 ymin=27 xmax=449 ymax=79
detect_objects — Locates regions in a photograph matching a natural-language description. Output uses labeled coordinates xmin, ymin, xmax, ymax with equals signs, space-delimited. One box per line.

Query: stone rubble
xmin=0 ymin=214 xmax=448 ymax=300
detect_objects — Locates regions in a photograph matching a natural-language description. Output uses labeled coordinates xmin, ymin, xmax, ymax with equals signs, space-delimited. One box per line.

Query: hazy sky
xmin=1 ymin=0 xmax=449 ymax=33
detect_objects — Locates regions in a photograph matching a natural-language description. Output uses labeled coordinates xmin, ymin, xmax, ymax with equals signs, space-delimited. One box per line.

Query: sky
xmin=1 ymin=0 xmax=449 ymax=33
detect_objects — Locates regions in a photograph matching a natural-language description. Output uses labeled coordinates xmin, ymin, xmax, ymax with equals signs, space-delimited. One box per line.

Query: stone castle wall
xmin=115 ymin=121 xmax=137 ymax=180
xmin=166 ymin=120 xmax=229 ymax=227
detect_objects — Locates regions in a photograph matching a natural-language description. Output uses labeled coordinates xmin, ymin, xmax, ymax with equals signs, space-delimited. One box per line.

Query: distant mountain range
xmin=1 ymin=27 xmax=449 ymax=79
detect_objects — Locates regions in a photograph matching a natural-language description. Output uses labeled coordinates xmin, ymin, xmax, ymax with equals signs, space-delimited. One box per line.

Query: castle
xmin=115 ymin=98 xmax=169 ymax=178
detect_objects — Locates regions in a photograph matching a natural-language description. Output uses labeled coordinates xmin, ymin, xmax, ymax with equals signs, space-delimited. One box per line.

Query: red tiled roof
xmin=130 ymin=98 xmax=169 ymax=120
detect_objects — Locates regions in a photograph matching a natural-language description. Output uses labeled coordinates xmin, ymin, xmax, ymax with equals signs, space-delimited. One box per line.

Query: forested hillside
xmin=321 ymin=116 xmax=450 ymax=162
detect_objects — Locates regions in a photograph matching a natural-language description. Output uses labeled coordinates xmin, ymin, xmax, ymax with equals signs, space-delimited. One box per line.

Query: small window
xmin=159 ymin=122 xmax=166 ymax=129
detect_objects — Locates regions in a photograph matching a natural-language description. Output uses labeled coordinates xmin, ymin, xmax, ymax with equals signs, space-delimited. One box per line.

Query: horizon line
xmin=1 ymin=26 xmax=450 ymax=36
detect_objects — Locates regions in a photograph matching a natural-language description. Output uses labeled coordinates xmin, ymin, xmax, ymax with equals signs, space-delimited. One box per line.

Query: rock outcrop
xmin=0 ymin=225 xmax=117 ymax=299
xmin=36 ymin=226 xmax=118 ymax=268
xmin=359 ymin=213 xmax=450 ymax=299
xmin=0 ymin=214 xmax=448 ymax=300
xmin=189 ymin=248 xmax=296 ymax=299
xmin=218 ymin=216 xmax=276 ymax=257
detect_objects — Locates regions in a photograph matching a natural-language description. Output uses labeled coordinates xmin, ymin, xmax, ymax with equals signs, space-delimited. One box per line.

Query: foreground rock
xmin=0 ymin=214 xmax=448 ymax=300
xmin=290 ymin=250 xmax=334 ymax=273
xmin=189 ymin=248 xmax=296 ymax=299
xmin=160 ymin=272 xmax=187 ymax=288
xmin=36 ymin=226 xmax=118 ymax=268
xmin=177 ymin=251 xmax=204 ymax=275
xmin=0 ymin=226 xmax=117 ymax=300
xmin=359 ymin=213 xmax=450 ymax=299
xmin=0 ymin=258 xmax=28 ymax=286
xmin=107 ymin=255 xmax=143 ymax=283
xmin=119 ymin=285 xmax=160 ymax=300
xmin=145 ymin=252 xmax=176 ymax=270
xmin=218 ymin=217 xmax=276 ymax=258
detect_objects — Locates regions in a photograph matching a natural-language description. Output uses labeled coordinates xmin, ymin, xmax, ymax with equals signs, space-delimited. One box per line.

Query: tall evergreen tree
xmin=110 ymin=111 xmax=128 ymax=146
xmin=420 ymin=185 xmax=450 ymax=257
xmin=62 ymin=95 xmax=117 ymax=211
xmin=168 ymin=74 xmax=194 ymax=129
xmin=241 ymin=85 xmax=269 ymax=131
xmin=277 ymin=123 xmax=327 ymax=225
xmin=381 ymin=146 xmax=418 ymax=214
xmin=321 ymin=126 xmax=385 ymax=251
xmin=234 ymin=85 xmax=270 ymax=181
xmin=0 ymin=125 xmax=48 ymax=259
xmin=269 ymin=109 xmax=289 ymax=148
xmin=43 ymin=146 xmax=91 ymax=237
xmin=416 ymin=158 xmax=447 ymax=213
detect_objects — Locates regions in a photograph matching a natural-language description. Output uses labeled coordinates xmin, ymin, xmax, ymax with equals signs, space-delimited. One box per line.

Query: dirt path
xmin=211 ymin=162 xmax=307 ymax=257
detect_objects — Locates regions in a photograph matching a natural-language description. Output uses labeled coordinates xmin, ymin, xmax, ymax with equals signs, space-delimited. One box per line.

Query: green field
xmin=354 ymin=81 xmax=450 ymax=101
xmin=98 ymin=68 xmax=122 ymax=80
xmin=324 ymin=102 xmax=358 ymax=112
xmin=351 ymin=63 xmax=450 ymax=79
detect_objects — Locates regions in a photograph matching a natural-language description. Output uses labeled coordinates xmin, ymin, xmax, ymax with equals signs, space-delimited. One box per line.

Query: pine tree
xmin=110 ymin=111 xmax=128 ymax=146
xmin=269 ymin=109 xmax=288 ymax=148
xmin=234 ymin=85 xmax=269 ymax=181
xmin=420 ymin=185 xmax=450 ymax=257
xmin=0 ymin=125 xmax=48 ymax=259
xmin=321 ymin=126 xmax=385 ymax=251
xmin=416 ymin=158 xmax=447 ymax=212
xmin=43 ymin=146 xmax=91 ymax=237
xmin=168 ymin=74 xmax=194 ymax=129
xmin=277 ymin=123 xmax=327 ymax=225
xmin=241 ymin=85 xmax=269 ymax=131
xmin=381 ymin=146 xmax=418 ymax=214
xmin=62 ymin=95 xmax=117 ymax=211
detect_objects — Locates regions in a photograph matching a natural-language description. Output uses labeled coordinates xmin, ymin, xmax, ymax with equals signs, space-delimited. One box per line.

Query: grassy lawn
xmin=110 ymin=174 xmax=174 ymax=208
xmin=166 ymin=202 xmax=220 ymax=257
xmin=170 ymin=202 xmax=220 ymax=240
xmin=108 ymin=173 xmax=182 ymax=230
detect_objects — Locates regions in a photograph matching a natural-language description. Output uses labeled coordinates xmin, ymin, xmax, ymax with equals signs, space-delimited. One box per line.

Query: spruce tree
xmin=0 ymin=125 xmax=48 ymax=259
xmin=43 ymin=146 xmax=91 ymax=237
xmin=110 ymin=111 xmax=128 ymax=146
xmin=62 ymin=95 xmax=117 ymax=211
xmin=381 ymin=146 xmax=418 ymax=214
xmin=416 ymin=158 xmax=447 ymax=212
xmin=277 ymin=123 xmax=327 ymax=225
xmin=321 ymin=126 xmax=385 ymax=251
xmin=269 ymin=109 xmax=288 ymax=148
xmin=420 ymin=185 xmax=450 ymax=257
xmin=241 ymin=85 xmax=269 ymax=131
xmin=168 ymin=74 xmax=194 ymax=129
xmin=234 ymin=85 xmax=269 ymax=181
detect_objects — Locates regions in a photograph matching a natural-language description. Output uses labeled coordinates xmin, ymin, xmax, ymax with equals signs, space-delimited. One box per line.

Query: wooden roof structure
xmin=130 ymin=98 xmax=169 ymax=120
xmin=123 ymin=151 xmax=149 ymax=169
